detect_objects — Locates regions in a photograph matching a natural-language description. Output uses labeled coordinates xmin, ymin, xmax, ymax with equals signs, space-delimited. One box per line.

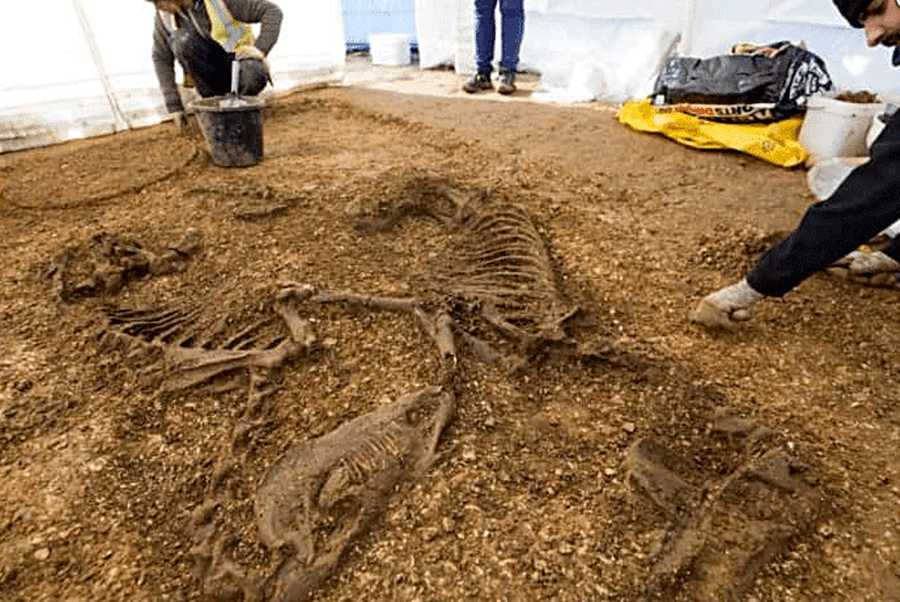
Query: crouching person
xmin=691 ymin=0 xmax=900 ymax=330
xmin=146 ymin=0 xmax=283 ymax=134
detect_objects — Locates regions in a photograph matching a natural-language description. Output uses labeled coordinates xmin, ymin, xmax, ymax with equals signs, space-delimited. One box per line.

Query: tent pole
xmin=680 ymin=0 xmax=697 ymax=55
xmin=72 ymin=0 xmax=130 ymax=131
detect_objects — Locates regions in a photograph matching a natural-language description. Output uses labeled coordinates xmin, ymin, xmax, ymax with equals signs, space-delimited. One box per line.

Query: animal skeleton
xmin=89 ymin=196 xmax=579 ymax=602
xmin=46 ymin=230 xmax=203 ymax=300
xmin=100 ymin=293 xmax=315 ymax=391
xmin=255 ymin=385 xmax=456 ymax=602
xmin=625 ymin=424 xmax=822 ymax=601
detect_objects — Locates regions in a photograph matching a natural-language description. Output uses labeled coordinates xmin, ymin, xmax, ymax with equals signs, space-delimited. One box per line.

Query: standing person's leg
xmin=473 ymin=0 xmax=498 ymax=74
xmin=496 ymin=0 xmax=524 ymax=94
xmin=498 ymin=0 xmax=524 ymax=73
xmin=463 ymin=0 xmax=497 ymax=92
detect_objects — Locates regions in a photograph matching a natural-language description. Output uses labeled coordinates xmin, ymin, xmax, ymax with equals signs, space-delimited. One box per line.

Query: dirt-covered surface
xmin=1 ymin=83 xmax=899 ymax=602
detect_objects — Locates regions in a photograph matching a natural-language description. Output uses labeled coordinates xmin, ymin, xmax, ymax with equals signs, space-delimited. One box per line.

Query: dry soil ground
xmin=1 ymin=82 xmax=899 ymax=602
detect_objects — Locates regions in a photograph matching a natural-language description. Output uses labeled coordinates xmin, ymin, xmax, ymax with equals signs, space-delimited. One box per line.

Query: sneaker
xmin=497 ymin=68 xmax=516 ymax=95
xmin=462 ymin=71 xmax=492 ymax=93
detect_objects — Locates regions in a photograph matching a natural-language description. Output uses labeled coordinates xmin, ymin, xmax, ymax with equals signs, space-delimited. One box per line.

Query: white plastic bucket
xmin=799 ymin=95 xmax=884 ymax=161
xmin=369 ymin=34 xmax=410 ymax=66
xmin=866 ymin=111 xmax=887 ymax=149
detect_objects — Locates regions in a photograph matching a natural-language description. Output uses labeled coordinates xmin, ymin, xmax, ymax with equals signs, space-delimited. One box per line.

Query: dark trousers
xmin=747 ymin=111 xmax=900 ymax=297
xmin=172 ymin=26 xmax=268 ymax=98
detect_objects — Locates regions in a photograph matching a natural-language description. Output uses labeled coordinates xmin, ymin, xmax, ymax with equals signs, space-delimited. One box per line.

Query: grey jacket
xmin=151 ymin=0 xmax=283 ymax=112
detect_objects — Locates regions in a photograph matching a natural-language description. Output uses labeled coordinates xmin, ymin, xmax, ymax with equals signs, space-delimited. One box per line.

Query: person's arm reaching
xmin=151 ymin=12 xmax=185 ymax=114
xmin=226 ymin=0 xmax=283 ymax=55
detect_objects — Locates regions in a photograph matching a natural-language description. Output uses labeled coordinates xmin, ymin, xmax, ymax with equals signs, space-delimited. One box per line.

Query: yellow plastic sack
xmin=616 ymin=99 xmax=807 ymax=167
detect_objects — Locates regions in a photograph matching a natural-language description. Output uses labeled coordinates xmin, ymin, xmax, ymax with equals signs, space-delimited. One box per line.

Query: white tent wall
xmin=1 ymin=1 xmax=124 ymax=152
xmin=5 ymin=1 xmax=900 ymax=155
xmin=415 ymin=0 xmax=457 ymax=68
xmin=344 ymin=0 xmax=417 ymax=49
xmin=683 ymin=0 xmax=900 ymax=101
xmin=520 ymin=2 xmax=684 ymax=103
xmin=271 ymin=0 xmax=346 ymax=86
xmin=1 ymin=0 xmax=346 ymax=154
xmin=415 ymin=0 xmax=899 ymax=103
xmin=443 ymin=0 xmax=686 ymax=102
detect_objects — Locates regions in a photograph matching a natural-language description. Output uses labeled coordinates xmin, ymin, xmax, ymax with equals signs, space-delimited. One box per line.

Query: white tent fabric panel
xmin=682 ymin=0 xmax=900 ymax=100
xmin=415 ymin=0 xmax=457 ymax=68
xmin=344 ymin=0 xmax=417 ymax=47
xmin=4 ymin=2 xmax=111 ymax=103
xmin=1 ymin=0 xmax=345 ymax=154
xmin=1 ymin=1 xmax=125 ymax=151
xmin=530 ymin=0 xmax=661 ymax=20
xmin=767 ymin=0 xmax=847 ymax=26
xmin=271 ymin=0 xmax=346 ymax=83
xmin=522 ymin=15 xmax=681 ymax=103
xmin=5 ymin=0 xmax=900 ymax=154
xmin=76 ymin=0 xmax=170 ymax=130
xmin=446 ymin=0 xmax=684 ymax=102
xmin=416 ymin=0 xmax=899 ymax=103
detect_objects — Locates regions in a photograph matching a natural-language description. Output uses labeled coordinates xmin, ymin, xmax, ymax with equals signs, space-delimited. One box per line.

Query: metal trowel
xmin=219 ymin=60 xmax=249 ymax=109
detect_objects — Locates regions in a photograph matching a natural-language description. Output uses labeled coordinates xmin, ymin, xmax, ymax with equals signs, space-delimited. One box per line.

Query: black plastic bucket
xmin=191 ymin=96 xmax=264 ymax=167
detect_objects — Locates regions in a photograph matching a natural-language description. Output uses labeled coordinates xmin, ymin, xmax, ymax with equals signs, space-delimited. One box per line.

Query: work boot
xmin=462 ymin=71 xmax=492 ymax=93
xmin=690 ymin=278 xmax=764 ymax=330
xmin=497 ymin=68 xmax=516 ymax=95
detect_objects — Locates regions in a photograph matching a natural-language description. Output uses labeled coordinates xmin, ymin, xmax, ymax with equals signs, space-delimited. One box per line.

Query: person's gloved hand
xmin=235 ymin=45 xmax=266 ymax=61
xmin=690 ymin=278 xmax=764 ymax=330
xmin=848 ymin=250 xmax=900 ymax=275
xmin=234 ymin=45 xmax=273 ymax=85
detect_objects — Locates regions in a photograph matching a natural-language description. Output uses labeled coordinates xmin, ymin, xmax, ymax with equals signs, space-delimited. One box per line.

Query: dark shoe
xmin=497 ymin=69 xmax=516 ymax=95
xmin=462 ymin=71 xmax=492 ymax=93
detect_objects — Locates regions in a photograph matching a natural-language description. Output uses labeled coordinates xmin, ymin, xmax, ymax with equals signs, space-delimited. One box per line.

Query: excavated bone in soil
xmin=255 ymin=385 xmax=455 ymax=602
xmin=100 ymin=296 xmax=315 ymax=391
xmin=45 ymin=229 xmax=203 ymax=300
xmin=443 ymin=203 xmax=576 ymax=342
xmin=625 ymin=420 xmax=825 ymax=601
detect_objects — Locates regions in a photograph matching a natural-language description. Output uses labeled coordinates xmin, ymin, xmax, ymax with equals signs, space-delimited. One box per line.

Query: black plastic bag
xmin=652 ymin=41 xmax=833 ymax=122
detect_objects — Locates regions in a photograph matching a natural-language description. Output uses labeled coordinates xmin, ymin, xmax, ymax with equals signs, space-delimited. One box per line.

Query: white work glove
xmin=847 ymin=250 xmax=900 ymax=274
xmin=690 ymin=278 xmax=764 ymax=330
xmin=235 ymin=45 xmax=266 ymax=61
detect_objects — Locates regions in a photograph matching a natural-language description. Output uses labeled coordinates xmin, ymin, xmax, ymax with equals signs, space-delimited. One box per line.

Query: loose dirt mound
xmin=1 ymin=86 xmax=899 ymax=602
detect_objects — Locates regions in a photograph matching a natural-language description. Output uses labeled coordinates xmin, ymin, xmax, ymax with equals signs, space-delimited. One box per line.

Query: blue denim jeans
xmin=473 ymin=0 xmax=524 ymax=74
